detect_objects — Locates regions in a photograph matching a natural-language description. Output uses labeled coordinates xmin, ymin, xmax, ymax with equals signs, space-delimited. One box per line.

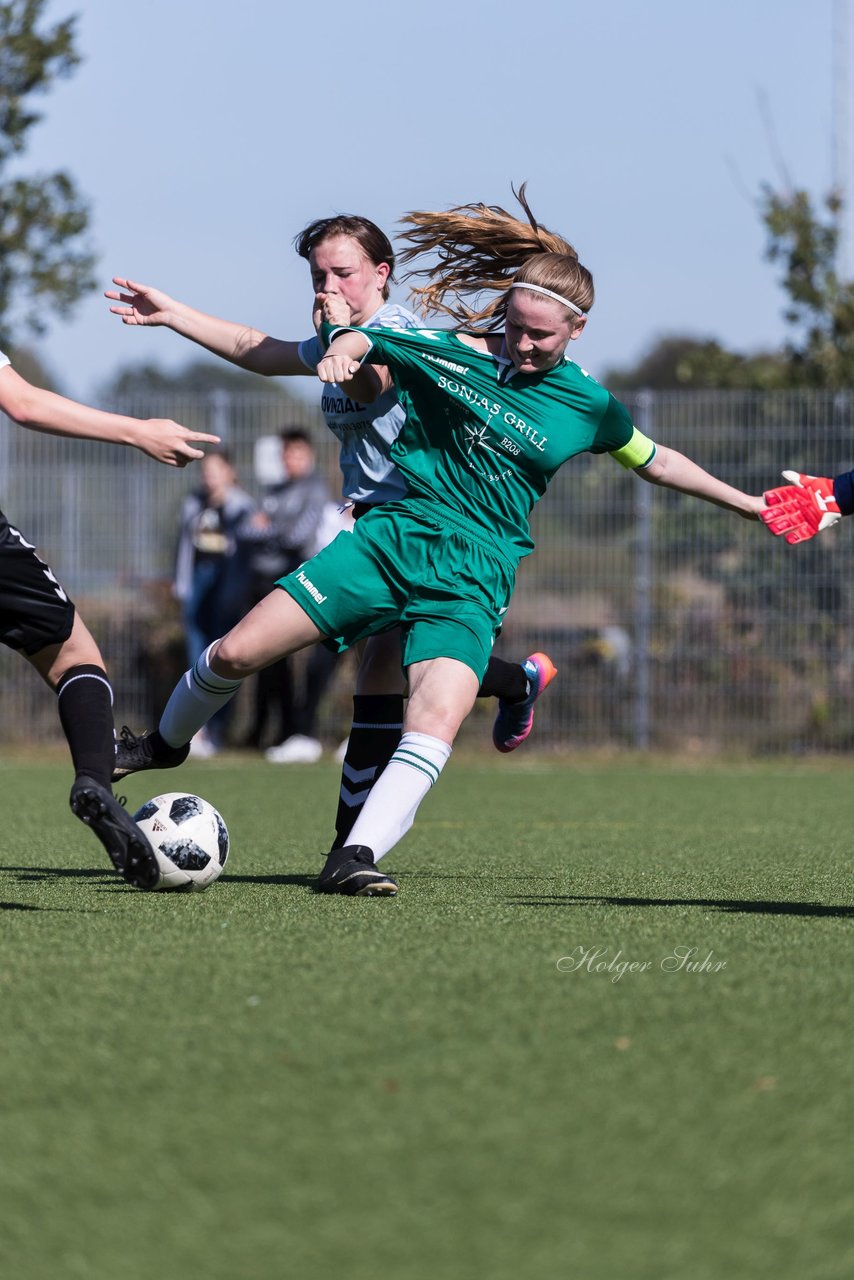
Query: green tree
xmin=603 ymin=335 xmax=787 ymax=391
xmin=99 ymin=357 xmax=305 ymax=400
xmin=605 ymin=185 xmax=854 ymax=392
xmin=760 ymin=185 xmax=854 ymax=386
xmin=0 ymin=1 xmax=95 ymax=343
xmin=3 ymin=341 xmax=60 ymax=389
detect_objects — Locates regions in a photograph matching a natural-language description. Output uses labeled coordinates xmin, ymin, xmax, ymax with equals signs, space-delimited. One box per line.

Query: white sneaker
xmin=265 ymin=734 xmax=323 ymax=764
xmin=189 ymin=731 xmax=218 ymax=759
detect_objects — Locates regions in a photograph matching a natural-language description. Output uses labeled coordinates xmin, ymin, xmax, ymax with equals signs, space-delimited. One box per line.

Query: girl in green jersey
xmin=108 ymin=214 xmax=555 ymax=854
xmin=114 ymin=186 xmax=769 ymax=897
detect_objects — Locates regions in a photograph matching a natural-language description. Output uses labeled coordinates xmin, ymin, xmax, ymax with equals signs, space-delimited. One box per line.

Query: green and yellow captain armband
xmin=609 ymin=427 xmax=657 ymax=470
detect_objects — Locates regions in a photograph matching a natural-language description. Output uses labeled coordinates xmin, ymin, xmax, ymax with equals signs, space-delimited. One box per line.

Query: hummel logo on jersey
xmin=424 ymin=353 xmax=470 ymax=376
xmin=296 ymin=570 xmax=327 ymax=604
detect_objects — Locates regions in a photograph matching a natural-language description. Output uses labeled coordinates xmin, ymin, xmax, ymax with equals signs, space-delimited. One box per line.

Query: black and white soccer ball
xmin=132 ymin=792 xmax=229 ymax=891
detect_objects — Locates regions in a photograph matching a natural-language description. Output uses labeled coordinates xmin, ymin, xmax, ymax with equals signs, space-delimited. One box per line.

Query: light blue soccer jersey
xmin=0 ymin=350 xmax=9 ymax=371
xmin=299 ymin=302 xmax=420 ymax=504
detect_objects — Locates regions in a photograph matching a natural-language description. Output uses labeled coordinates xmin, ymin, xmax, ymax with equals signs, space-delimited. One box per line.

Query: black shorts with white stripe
xmin=0 ymin=508 xmax=76 ymax=655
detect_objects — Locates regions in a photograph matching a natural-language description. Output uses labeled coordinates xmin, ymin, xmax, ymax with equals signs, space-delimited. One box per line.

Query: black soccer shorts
xmin=0 ymin=508 xmax=76 ymax=655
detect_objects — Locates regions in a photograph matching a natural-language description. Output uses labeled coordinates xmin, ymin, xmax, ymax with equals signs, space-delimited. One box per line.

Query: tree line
xmin=2 ymin=1 xmax=854 ymax=395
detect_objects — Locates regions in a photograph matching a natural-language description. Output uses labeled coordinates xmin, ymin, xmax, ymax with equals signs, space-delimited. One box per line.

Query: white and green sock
xmin=159 ymin=643 xmax=244 ymax=747
xmin=346 ymin=730 xmax=451 ymax=861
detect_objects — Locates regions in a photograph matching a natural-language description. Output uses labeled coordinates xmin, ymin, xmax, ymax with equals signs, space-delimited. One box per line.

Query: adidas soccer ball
xmin=132 ymin=792 xmax=229 ymax=891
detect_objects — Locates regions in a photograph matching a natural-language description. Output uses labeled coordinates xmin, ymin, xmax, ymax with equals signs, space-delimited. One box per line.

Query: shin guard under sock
xmin=56 ymin=665 xmax=115 ymax=787
xmin=346 ymin=731 xmax=451 ymax=861
xmin=159 ymin=643 xmax=244 ymax=747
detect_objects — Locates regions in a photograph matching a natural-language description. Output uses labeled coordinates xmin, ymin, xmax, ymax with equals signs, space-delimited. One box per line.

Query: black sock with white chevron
xmin=331 ymin=695 xmax=404 ymax=850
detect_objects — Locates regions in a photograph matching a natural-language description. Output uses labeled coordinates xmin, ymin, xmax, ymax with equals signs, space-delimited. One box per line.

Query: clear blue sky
xmin=15 ymin=0 xmax=845 ymax=401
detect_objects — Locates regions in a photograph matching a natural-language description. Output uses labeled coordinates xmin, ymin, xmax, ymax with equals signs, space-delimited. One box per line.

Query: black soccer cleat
xmin=112 ymin=725 xmax=190 ymax=783
xmin=318 ymin=845 xmax=398 ymax=897
xmin=70 ymin=776 xmax=160 ymax=891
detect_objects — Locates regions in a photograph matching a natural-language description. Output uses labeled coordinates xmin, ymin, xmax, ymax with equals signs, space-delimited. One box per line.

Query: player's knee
xmin=211 ymin=637 xmax=254 ymax=678
xmin=36 ymin=620 xmax=104 ymax=687
xmin=405 ymin=695 xmax=465 ymax=743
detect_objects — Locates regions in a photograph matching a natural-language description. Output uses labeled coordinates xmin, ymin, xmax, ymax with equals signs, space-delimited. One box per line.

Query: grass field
xmin=1 ymin=752 xmax=853 ymax=1280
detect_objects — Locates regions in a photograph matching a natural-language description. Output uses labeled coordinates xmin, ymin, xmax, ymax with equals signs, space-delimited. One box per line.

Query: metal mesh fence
xmin=2 ymin=388 xmax=854 ymax=753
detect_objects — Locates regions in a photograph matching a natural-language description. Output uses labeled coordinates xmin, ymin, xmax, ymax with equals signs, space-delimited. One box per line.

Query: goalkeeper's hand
xmin=760 ymin=471 xmax=842 ymax=544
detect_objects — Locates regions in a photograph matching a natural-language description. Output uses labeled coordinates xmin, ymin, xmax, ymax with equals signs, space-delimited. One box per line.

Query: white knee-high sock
xmin=159 ymin=643 xmax=244 ymax=747
xmin=346 ymin=731 xmax=452 ymax=861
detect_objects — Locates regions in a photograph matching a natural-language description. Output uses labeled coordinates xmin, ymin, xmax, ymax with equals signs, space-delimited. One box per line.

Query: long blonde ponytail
xmin=398 ymin=183 xmax=594 ymax=328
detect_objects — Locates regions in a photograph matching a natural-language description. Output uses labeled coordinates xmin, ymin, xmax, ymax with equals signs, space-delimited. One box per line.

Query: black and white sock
xmin=346 ymin=731 xmax=452 ymax=861
xmin=332 ymin=694 xmax=404 ymax=849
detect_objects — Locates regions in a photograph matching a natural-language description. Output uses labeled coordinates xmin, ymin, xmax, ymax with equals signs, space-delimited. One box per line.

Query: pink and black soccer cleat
xmin=492 ymin=652 xmax=558 ymax=753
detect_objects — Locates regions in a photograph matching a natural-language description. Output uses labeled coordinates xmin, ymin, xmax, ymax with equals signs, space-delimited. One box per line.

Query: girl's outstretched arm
xmin=637 ymin=444 xmax=765 ymax=519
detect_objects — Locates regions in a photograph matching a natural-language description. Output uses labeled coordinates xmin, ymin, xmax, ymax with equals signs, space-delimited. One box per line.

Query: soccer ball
xmin=132 ymin=792 xmax=229 ymax=891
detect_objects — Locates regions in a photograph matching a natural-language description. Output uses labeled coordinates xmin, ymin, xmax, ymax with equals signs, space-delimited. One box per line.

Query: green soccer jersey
xmin=322 ymin=323 xmax=651 ymax=563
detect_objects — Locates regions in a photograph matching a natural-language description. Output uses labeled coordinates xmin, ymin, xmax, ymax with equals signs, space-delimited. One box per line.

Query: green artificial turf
xmin=1 ymin=754 xmax=853 ymax=1280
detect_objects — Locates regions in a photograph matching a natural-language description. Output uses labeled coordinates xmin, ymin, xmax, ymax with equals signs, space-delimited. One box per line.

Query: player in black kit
xmin=0 ymin=345 xmax=218 ymax=888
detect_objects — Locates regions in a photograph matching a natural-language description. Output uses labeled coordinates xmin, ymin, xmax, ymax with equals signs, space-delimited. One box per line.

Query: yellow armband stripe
xmin=610 ymin=428 xmax=657 ymax=470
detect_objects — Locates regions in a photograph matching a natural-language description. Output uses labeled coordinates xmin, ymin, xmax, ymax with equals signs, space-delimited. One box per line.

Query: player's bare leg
xmin=26 ymin=615 xmax=159 ymax=889
xmin=113 ymin=590 xmax=324 ymax=779
xmin=319 ymin=658 xmax=478 ymax=896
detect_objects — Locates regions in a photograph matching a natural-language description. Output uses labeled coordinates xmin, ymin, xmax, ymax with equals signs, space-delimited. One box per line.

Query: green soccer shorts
xmin=276 ymin=500 xmax=517 ymax=681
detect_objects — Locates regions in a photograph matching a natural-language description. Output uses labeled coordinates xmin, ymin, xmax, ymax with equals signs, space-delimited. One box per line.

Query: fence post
xmin=633 ymin=391 xmax=654 ymax=750
xmin=209 ymin=388 xmax=232 ymax=445
xmin=61 ymin=464 xmax=82 ymax=583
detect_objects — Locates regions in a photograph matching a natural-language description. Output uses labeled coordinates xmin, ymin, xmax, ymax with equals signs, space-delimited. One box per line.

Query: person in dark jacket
xmin=175 ymin=449 xmax=255 ymax=754
xmin=238 ymin=428 xmax=336 ymax=757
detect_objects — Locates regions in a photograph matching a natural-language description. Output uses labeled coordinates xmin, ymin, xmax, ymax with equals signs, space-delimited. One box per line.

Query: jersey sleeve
xmin=591 ymin=393 xmax=656 ymax=469
xmin=297 ymin=334 xmax=323 ymax=370
xmin=306 ymin=306 xmax=420 ymax=369
xmin=0 ymin=349 xmax=10 ymax=371
xmin=319 ymin=321 xmax=415 ymax=371
xmin=366 ymin=303 xmax=422 ymax=333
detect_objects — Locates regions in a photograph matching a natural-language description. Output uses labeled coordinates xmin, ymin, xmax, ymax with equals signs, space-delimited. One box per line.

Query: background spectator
xmin=174 ymin=449 xmax=255 ymax=755
xmin=238 ymin=428 xmax=336 ymax=758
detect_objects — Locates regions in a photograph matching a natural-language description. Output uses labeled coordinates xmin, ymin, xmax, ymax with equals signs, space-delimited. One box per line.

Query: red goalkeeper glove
xmin=760 ymin=471 xmax=842 ymax=544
